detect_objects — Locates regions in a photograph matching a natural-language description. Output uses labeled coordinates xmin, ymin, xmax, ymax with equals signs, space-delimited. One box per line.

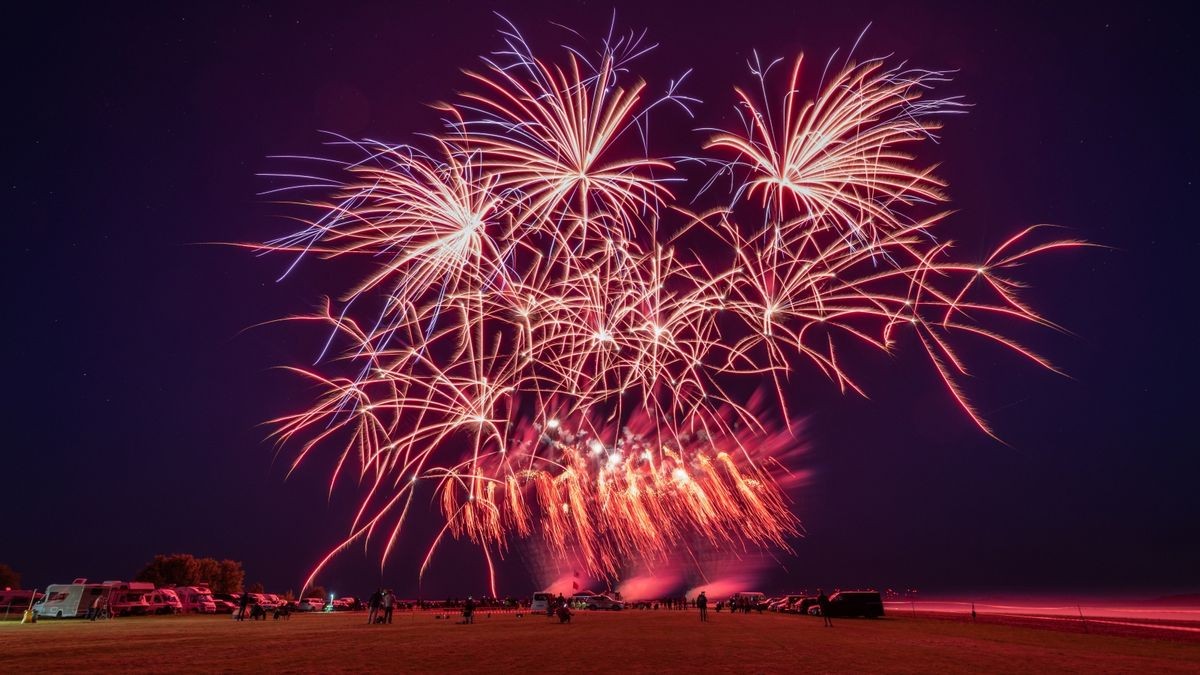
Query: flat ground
xmin=2 ymin=610 xmax=1199 ymax=673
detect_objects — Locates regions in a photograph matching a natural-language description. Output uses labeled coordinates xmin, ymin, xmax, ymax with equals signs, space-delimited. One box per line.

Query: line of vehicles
xmin=28 ymin=579 xmax=356 ymax=619
xmin=761 ymin=590 xmax=885 ymax=618
xmin=21 ymin=581 xmax=883 ymax=620
xmin=531 ymin=590 xmax=626 ymax=612
xmin=529 ymin=589 xmax=884 ymax=618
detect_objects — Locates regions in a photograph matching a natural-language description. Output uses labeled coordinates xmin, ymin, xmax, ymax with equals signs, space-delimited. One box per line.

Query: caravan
xmin=144 ymin=588 xmax=183 ymax=614
xmin=173 ymin=586 xmax=216 ymax=614
xmin=105 ymin=581 xmax=153 ymax=616
xmin=34 ymin=579 xmax=110 ymax=618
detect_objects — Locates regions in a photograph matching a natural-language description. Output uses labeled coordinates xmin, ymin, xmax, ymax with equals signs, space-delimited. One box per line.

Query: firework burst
xmin=254 ymin=19 xmax=1083 ymax=594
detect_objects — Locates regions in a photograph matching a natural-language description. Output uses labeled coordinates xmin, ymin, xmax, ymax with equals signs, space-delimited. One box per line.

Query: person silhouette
xmin=817 ymin=590 xmax=832 ymax=627
xmin=368 ymin=589 xmax=381 ymax=624
xmin=697 ymin=591 xmax=708 ymax=622
xmin=464 ymin=596 xmax=475 ymax=624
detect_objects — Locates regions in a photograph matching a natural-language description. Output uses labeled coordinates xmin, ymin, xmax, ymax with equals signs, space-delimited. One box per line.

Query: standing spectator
xmin=697 ymin=591 xmax=708 ymax=622
xmin=818 ymin=590 xmax=833 ymax=627
xmin=382 ymin=589 xmax=394 ymax=624
xmin=368 ymin=589 xmax=382 ymax=624
xmin=236 ymin=591 xmax=249 ymax=621
xmin=464 ymin=596 xmax=476 ymax=624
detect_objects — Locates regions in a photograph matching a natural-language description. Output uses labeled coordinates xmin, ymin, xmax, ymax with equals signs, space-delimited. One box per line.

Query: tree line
xmin=134 ymin=554 xmax=247 ymax=594
xmin=2 ymin=556 xmax=286 ymax=597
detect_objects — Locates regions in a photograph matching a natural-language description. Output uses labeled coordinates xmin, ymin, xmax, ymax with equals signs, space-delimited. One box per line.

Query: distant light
xmin=547 ymin=419 xmax=560 ymax=430
xmin=588 ymin=440 xmax=604 ymax=454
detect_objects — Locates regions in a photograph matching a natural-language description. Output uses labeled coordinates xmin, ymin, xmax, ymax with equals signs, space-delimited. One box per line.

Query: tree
xmin=0 ymin=563 xmax=20 ymax=590
xmin=212 ymin=560 xmax=245 ymax=595
xmin=248 ymin=581 xmax=264 ymax=594
xmin=134 ymin=554 xmax=245 ymax=593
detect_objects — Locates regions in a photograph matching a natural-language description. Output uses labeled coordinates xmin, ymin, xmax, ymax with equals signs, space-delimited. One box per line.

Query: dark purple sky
xmin=6 ymin=2 xmax=1195 ymax=599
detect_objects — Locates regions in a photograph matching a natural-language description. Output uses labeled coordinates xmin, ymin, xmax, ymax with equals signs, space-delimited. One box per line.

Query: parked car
xmin=297 ymin=597 xmax=326 ymax=612
xmin=788 ymin=597 xmax=819 ymax=614
xmin=584 ymin=593 xmax=624 ymax=610
xmin=770 ymin=595 xmax=805 ymax=612
xmin=212 ymin=592 xmax=241 ymax=611
xmin=212 ymin=598 xmax=237 ymax=614
xmin=810 ymin=591 xmax=885 ymax=618
xmin=247 ymin=593 xmax=275 ymax=609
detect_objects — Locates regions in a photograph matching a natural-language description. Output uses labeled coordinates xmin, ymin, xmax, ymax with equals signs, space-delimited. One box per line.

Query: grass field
xmin=2 ymin=610 xmax=1198 ymax=673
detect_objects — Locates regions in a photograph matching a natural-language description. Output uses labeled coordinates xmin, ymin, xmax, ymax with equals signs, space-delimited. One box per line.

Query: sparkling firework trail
xmin=253 ymin=19 xmax=1084 ymax=595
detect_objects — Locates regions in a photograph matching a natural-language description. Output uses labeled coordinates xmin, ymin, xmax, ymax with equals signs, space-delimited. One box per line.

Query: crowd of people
xmin=222 ymin=588 xmax=837 ymax=627
xmin=715 ymin=597 xmax=762 ymax=614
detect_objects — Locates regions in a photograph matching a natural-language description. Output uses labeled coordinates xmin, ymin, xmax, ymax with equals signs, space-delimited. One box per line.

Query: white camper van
xmin=144 ymin=588 xmax=183 ymax=614
xmin=173 ymin=586 xmax=217 ymax=614
xmin=34 ymin=579 xmax=110 ymax=618
xmin=531 ymin=591 xmax=554 ymax=613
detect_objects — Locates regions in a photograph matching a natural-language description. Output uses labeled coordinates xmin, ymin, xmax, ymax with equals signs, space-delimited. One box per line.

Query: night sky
xmin=6 ymin=2 xmax=1196 ymax=599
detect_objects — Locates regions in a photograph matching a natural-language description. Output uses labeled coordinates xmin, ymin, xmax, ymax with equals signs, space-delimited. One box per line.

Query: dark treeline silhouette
xmin=134 ymin=554 xmax=245 ymax=594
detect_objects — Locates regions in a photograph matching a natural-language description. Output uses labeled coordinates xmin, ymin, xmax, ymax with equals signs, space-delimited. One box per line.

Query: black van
xmin=825 ymin=590 xmax=885 ymax=618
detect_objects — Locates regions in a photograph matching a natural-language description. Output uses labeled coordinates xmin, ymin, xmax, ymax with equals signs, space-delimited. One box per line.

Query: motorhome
xmin=104 ymin=581 xmax=154 ymax=616
xmin=144 ymin=588 xmax=183 ymax=614
xmin=173 ymin=586 xmax=216 ymax=614
xmin=34 ymin=579 xmax=110 ymax=618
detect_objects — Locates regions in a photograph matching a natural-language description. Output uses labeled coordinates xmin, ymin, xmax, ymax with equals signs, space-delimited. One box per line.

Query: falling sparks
xmin=254 ymin=18 xmax=1084 ymax=594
